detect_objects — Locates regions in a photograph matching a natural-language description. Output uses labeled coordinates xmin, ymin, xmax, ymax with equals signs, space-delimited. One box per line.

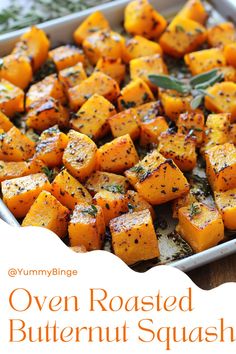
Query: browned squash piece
xmin=35 ymin=126 xmax=69 ymax=167
xmin=205 ymin=143 xmax=236 ymax=192
xmin=71 ymin=94 xmax=116 ymax=140
xmin=172 ymin=191 xmax=197 ymax=218
xmin=229 ymin=124 xmax=236 ymax=145
xmin=206 ymin=113 xmax=231 ymax=132
xmin=0 ymin=54 xmax=32 ymax=89
xmin=158 ymin=131 xmax=197 ymax=172
xmin=159 ymin=89 xmax=193 ymax=121
xmin=96 ymin=134 xmax=139 ymax=173
xmin=68 ymin=72 xmax=120 ymax=111
xmin=0 ymin=159 xmax=44 ymax=183
xmin=126 ymin=190 xmax=155 ymax=219
xmin=125 ymin=150 xmax=189 ymax=205
xmin=207 ymin=22 xmax=236 ymax=47
xmin=176 ymin=202 xmax=224 ymax=253
xmin=93 ymin=190 xmax=128 ymax=226
xmin=12 ymin=26 xmax=50 ymax=72
xmin=177 ymin=111 xmax=204 ymax=146
xmin=0 ymin=126 xmax=35 ymax=162
xmin=108 ymin=108 xmax=140 ymax=140
xmin=49 ymin=45 xmax=85 ymax=71
xmin=124 ymin=0 xmax=167 ymax=39
xmin=110 ymin=209 xmax=159 ymax=265
xmin=26 ymin=74 xmax=66 ymax=109
xmin=69 ymin=203 xmax=106 ymax=250
xmin=123 ymin=35 xmax=162 ymax=63
xmin=73 ymin=11 xmax=110 ymax=45
xmin=58 ymin=63 xmax=87 ymax=91
xmin=0 ymin=110 xmax=14 ymax=132
xmin=95 ymin=58 xmax=126 ymax=85
xmin=214 ymin=188 xmax=236 ymax=230
xmin=176 ymin=0 xmax=208 ymax=24
xmin=85 ymin=171 xmax=129 ymax=196
xmin=26 ymin=97 xmax=69 ymax=131
xmin=1 ymin=173 xmax=51 ymax=218
xmin=63 ymin=130 xmax=97 ymax=181
xmin=139 ymin=116 xmax=168 ymax=147
xmin=224 ymin=43 xmax=236 ymax=68
xmin=0 ymin=79 xmax=24 ymax=117
xmin=218 ymin=66 xmax=236 ymax=82
xmin=22 ymin=191 xmax=69 ymax=238
xmin=51 ymin=169 xmax=92 ymax=210
xmin=184 ymin=48 xmax=226 ymax=75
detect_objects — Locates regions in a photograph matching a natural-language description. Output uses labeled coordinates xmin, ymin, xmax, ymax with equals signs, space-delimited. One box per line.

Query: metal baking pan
xmin=0 ymin=0 xmax=236 ymax=272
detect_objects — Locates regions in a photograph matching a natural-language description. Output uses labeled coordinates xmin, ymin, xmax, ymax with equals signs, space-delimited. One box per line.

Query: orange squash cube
xmin=214 ymin=188 xmax=236 ymax=230
xmin=123 ymin=35 xmax=162 ymax=63
xmin=172 ymin=191 xmax=197 ymax=219
xmin=224 ymin=43 xmax=236 ymax=68
xmin=0 ymin=79 xmax=24 ymax=117
xmin=85 ymin=171 xmax=129 ymax=196
xmin=159 ymin=89 xmax=193 ymax=121
xmin=176 ymin=0 xmax=208 ymax=24
xmin=0 ymin=159 xmax=44 ymax=183
xmin=0 ymin=111 xmax=14 ymax=132
xmin=126 ymin=190 xmax=155 ymax=219
xmin=95 ymin=57 xmax=126 ymax=85
xmin=207 ymin=22 xmax=236 ymax=47
xmin=49 ymin=45 xmax=84 ymax=71
xmin=177 ymin=111 xmax=204 ymax=146
xmin=139 ymin=115 xmax=168 ymax=147
xmin=229 ymin=124 xmax=236 ymax=145
xmin=58 ymin=63 xmax=87 ymax=91
xmin=185 ymin=48 xmax=226 ymax=75
xmin=108 ymin=108 xmax=140 ymax=140
xmin=218 ymin=66 xmax=236 ymax=82
xmin=206 ymin=113 xmax=231 ymax=132
xmin=0 ymin=54 xmax=32 ymax=89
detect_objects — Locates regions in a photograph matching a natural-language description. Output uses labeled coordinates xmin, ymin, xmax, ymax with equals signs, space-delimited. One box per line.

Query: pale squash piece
xmin=123 ymin=35 xmax=163 ymax=63
xmin=224 ymin=43 xmax=236 ymax=68
xmin=229 ymin=124 xmax=236 ymax=145
xmin=139 ymin=116 xmax=168 ymax=147
xmin=218 ymin=66 xmax=236 ymax=82
xmin=93 ymin=190 xmax=128 ymax=226
xmin=176 ymin=202 xmax=224 ymax=253
xmin=172 ymin=191 xmax=197 ymax=219
xmin=159 ymin=17 xmax=206 ymax=58
xmin=159 ymin=89 xmax=193 ymax=121
xmin=108 ymin=108 xmax=140 ymax=140
xmin=205 ymin=143 xmax=236 ymax=192
xmin=96 ymin=134 xmax=139 ymax=173
xmin=51 ymin=169 xmax=92 ymax=210
xmin=117 ymin=78 xmax=154 ymax=111
xmin=12 ymin=26 xmax=50 ymax=71
xmin=206 ymin=113 xmax=231 ymax=132
xmin=35 ymin=126 xmax=69 ymax=167
xmin=185 ymin=48 xmax=226 ymax=75
xmin=126 ymin=190 xmax=155 ymax=219
xmin=85 ymin=171 xmax=129 ymax=196
xmin=176 ymin=0 xmax=208 ymax=24
xmin=124 ymin=0 xmax=167 ymax=39
xmin=0 ymin=111 xmax=14 ymax=132
xmin=1 ymin=173 xmax=51 ymax=218
xmin=205 ymin=82 xmax=236 ymax=121
xmin=0 ymin=126 xmax=35 ymax=162
xmin=69 ymin=203 xmax=106 ymax=250
xmin=0 ymin=54 xmax=32 ymax=89
xmin=68 ymin=72 xmax=120 ymax=111
xmin=22 ymin=191 xmax=69 ymax=238
xmin=177 ymin=111 xmax=204 ymax=146
xmin=0 ymin=159 xmax=44 ymax=183
xmin=214 ymin=188 xmax=236 ymax=230
xmin=130 ymin=54 xmax=168 ymax=88
xmin=110 ymin=209 xmax=159 ymax=265
xmin=135 ymin=101 xmax=164 ymax=123
xmin=95 ymin=57 xmax=126 ymax=85
xmin=158 ymin=132 xmax=197 ymax=172
xmin=49 ymin=45 xmax=84 ymax=71
xmin=63 ymin=130 xmax=97 ymax=181
xmin=201 ymin=128 xmax=229 ymax=155
xmin=58 ymin=63 xmax=87 ymax=91
xmin=207 ymin=22 xmax=236 ymax=47
xmin=125 ymin=150 xmax=189 ymax=205
xmin=73 ymin=11 xmax=110 ymax=45
xmin=0 ymin=79 xmax=24 ymax=117
xmin=71 ymin=94 xmax=116 ymax=140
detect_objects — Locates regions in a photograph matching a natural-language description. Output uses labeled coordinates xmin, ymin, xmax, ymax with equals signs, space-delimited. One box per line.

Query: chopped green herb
xmin=104 ymin=184 xmax=125 ymax=194
xmin=128 ymin=203 xmax=135 ymax=212
xmin=41 ymin=166 xmax=56 ymax=182
xmin=120 ymin=99 xmax=136 ymax=109
xmin=82 ymin=205 xmax=98 ymax=217
xmin=175 ymin=25 xmax=185 ymax=33
xmin=189 ymin=203 xmax=201 ymax=218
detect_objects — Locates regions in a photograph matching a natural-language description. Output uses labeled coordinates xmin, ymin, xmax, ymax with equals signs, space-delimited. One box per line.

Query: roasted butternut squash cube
xmin=126 ymin=190 xmax=155 ymax=219
xmin=0 ymin=111 xmax=13 ymax=131
xmin=1 ymin=173 xmax=51 ymax=218
xmin=185 ymin=48 xmax=226 ymax=75
xmin=130 ymin=54 xmax=168 ymax=88
xmin=83 ymin=29 xmax=125 ymax=65
xmin=71 ymin=94 xmax=116 ymax=140
xmin=176 ymin=202 xmax=224 ymax=253
xmin=0 ymin=54 xmax=32 ymax=89
xmin=139 ymin=116 xmax=168 ymax=147
xmin=110 ymin=209 xmax=159 ymax=265
xmin=117 ymin=78 xmax=154 ymax=111
xmin=205 ymin=82 xmax=236 ymax=121
xmin=124 ymin=0 xmax=167 ymax=39
xmin=85 ymin=171 xmax=129 ymax=196
xmin=158 ymin=132 xmax=197 ymax=172
xmin=22 ymin=191 xmax=69 ymax=238
xmin=63 ymin=130 xmax=97 ymax=181
xmin=177 ymin=111 xmax=204 ymax=146
xmin=135 ymin=100 xmax=164 ymax=123
xmin=229 ymin=124 xmax=236 ymax=145
xmin=159 ymin=17 xmax=206 ymax=58
xmin=93 ymin=190 xmax=128 ymax=225
xmin=0 ymin=126 xmax=35 ymax=162
xmin=176 ymin=0 xmax=208 ymax=24
xmin=58 ymin=63 xmax=87 ymax=91
xmin=218 ymin=66 xmax=236 ymax=82
xmin=26 ymin=74 xmax=66 ymax=109
xmin=0 ymin=79 xmax=24 ymax=117
xmin=12 ymin=26 xmax=50 ymax=72
xmin=35 ymin=126 xmax=68 ymax=167
xmin=26 ymin=97 xmax=69 ymax=131
xmin=95 ymin=57 xmax=125 ymax=85
xmin=206 ymin=113 xmax=231 ymax=132
xmin=108 ymin=108 xmax=140 ymax=140
xmin=214 ymin=188 xmax=236 ymax=230
xmin=125 ymin=150 xmax=189 ymax=204
xmin=201 ymin=128 xmax=229 ymax=155
xmin=205 ymin=143 xmax=236 ymax=192
xmin=49 ymin=45 xmax=84 ymax=71
xmin=69 ymin=203 xmax=105 ymax=250
xmin=172 ymin=191 xmax=197 ymax=218
xmin=224 ymin=43 xmax=236 ymax=68
xmin=68 ymin=72 xmax=120 ymax=111
xmin=159 ymin=89 xmax=193 ymax=121
xmin=123 ymin=35 xmax=163 ymax=63
xmin=96 ymin=134 xmax=139 ymax=173
xmin=51 ymin=169 xmax=92 ymax=210
xmin=73 ymin=11 xmax=110 ymax=45
xmin=207 ymin=22 xmax=236 ymax=48
xmin=0 ymin=159 xmax=44 ymax=183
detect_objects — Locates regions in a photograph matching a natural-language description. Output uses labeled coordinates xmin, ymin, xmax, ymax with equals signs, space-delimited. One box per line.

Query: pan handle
xmin=0 ymin=198 xmax=20 ymax=227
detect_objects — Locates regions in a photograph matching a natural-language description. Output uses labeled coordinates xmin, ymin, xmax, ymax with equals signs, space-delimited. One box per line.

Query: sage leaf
xmin=194 ymin=72 xmax=224 ymax=90
xmin=149 ymin=74 xmax=190 ymax=94
xmin=190 ymin=69 xmax=219 ymax=87
xmin=190 ymin=94 xmax=204 ymax=109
